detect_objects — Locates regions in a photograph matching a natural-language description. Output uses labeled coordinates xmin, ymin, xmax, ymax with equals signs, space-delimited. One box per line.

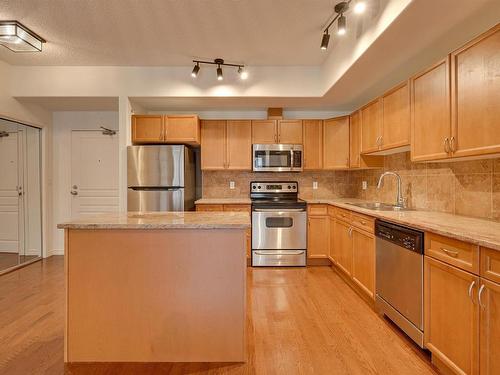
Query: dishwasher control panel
xmin=375 ymin=220 xmax=423 ymax=253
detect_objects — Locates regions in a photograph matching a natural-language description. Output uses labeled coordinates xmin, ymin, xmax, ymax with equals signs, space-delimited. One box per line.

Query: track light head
xmin=217 ymin=65 xmax=223 ymax=81
xmin=354 ymin=1 xmax=366 ymax=14
xmin=191 ymin=63 xmax=200 ymax=78
xmin=238 ymin=66 xmax=248 ymax=80
xmin=320 ymin=31 xmax=330 ymax=50
xmin=337 ymin=14 xmax=346 ymax=35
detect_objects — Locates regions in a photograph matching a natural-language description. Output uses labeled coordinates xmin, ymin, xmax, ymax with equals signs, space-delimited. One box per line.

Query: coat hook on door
xmin=100 ymin=126 xmax=116 ymax=136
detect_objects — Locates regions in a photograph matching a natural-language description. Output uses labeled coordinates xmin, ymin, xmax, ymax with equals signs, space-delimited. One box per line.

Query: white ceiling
xmin=0 ymin=0 xmax=354 ymax=66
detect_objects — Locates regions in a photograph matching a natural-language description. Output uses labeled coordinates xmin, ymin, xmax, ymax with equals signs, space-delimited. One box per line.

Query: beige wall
xmin=350 ymin=152 xmax=500 ymax=220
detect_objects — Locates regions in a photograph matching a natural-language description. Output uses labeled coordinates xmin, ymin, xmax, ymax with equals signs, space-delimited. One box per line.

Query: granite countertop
xmin=57 ymin=211 xmax=251 ymax=230
xmin=303 ymin=197 xmax=500 ymax=251
xmin=195 ymin=198 xmax=252 ymax=205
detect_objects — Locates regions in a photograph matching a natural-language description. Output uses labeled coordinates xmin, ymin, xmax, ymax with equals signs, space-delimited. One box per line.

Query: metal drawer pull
xmin=468 ymin=281 xmax=476 ymax=304
xmin=444 ymin=137 xmax=450 ymax=153
xmin=450 ymin=136 xmax=456 ymax=152
xmin=360 ymin=220 xmax=367 ymax=225
xmin=478 ymin=284 xmax=486 ymax=308
xmin=254 ymin=251 xmax=305 ymax=256
xmin=441 ymin=247 xmax=459 ymax=257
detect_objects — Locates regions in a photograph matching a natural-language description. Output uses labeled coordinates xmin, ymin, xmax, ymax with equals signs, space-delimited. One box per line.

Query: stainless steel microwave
xmin=252 ymin=144 xmax=303 ymax=172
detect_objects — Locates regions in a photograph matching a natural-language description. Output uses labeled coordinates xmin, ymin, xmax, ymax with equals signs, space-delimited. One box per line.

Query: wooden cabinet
xmin=352 ymin=228 xmax=375 ymax=299
xmin=195 ymin=204 xmax=224 ymax=211
xmin=132 ymin=115 xmax=200 ymax=145
xmin=303 ymin=120 xmax=323 ymax=170
xmin=451 ymin=24 xmax=500 ymax=158
xmin=131 ymin=115 xmax=164 ymax=144
xmin=410 ymin=58 xmax=452 ymax=161
xmin=361 ymin=99 xmax=382 ymax=154
xmin=334 ymin=219 xmax=352 ymax=276
xmin=278 ymin=120 xmax=303 ymax=144
xmin=350 ymin=110 xmax=384 ymax=169
xmin=251 ymin=120 xmax=303 ymax=144
xmin=226 ymin=121 xmax=252 ymax=170
xmin=481 ymin=247 xmax=500 ymax=284
xmin=307 ymin=205 xmax=329 ymax=260
xmin=201 ymin=120 xmax=226 ymax=170
xmin=323 ymin=116 xmax=350 ymax=169
xmin=251 ymin=120 xmax=277 ymax=144
xmin=480 ymin=278 xmax=500 ymax=375
xmin=425 ymin=232 xmax=479 ymax=274
xmin=201 ymin=120 xmax=252 ymax=171
xmin=380 ymin=81 xmax=410 ymax=151
xmin=328 ymin=213 xmax=336 ymax=264
xmin=424 ymin=256 xmax=480 ymax=375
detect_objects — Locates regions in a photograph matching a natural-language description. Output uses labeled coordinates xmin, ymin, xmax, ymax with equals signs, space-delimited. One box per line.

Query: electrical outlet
xmin=229 ymin=181 xmax=235 ymax=190
xmin=313 ymin=181 xmax=318 ymax=190
xmin=362 ymin=181 xmax=368 ymax=190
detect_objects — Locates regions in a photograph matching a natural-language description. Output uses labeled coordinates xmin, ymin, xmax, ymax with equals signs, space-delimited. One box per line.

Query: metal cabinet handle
xmin=440 ymin=247 xmax=459 ymax=257
xmin=444 ymin=138 xmax=450 ymax=153
xmin=478 ymin=284 xmax=486 ymax=308
xmin=361 ymin=220 xmax=367 ymax=225
xmin=450 ymin=136 xmax=456 ymax=153
xmin=468 ymin=280 xmax=476 ymax=304
xmin=70 ymin=190 xmax=78 ymax=196
xmin=348 ymin=227 xmax=353 ymax=237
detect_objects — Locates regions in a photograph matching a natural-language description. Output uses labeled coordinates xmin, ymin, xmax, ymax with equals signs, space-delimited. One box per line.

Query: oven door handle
xmin=253 ymin=208 xmax=305 ymax=212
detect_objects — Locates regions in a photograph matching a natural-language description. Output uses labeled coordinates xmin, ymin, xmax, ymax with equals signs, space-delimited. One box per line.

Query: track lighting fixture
xmin=190 ymin=58 xmax=248 ymax=81
xmin=320 ymin=1 xmax=366 ymax=50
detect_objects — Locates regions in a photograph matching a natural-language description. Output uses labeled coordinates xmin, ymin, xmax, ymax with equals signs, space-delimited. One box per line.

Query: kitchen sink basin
xmin=345 ymin=202 xmax=412 ymax=211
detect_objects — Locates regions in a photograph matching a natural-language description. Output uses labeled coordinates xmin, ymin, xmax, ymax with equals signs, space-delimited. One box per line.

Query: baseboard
xmin=46 ymin=249 xmax=64 ymax=257
xmin=307 ymin=256 xmax=332 ymax=266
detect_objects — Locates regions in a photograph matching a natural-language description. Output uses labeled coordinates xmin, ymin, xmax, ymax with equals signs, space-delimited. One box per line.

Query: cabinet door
xmin=131 ymin=115 xmax=164 ymax=144
xmin=352 ymin=228 xmax=375 ymax=299
xmin=201 ymin=120 xmax=226 ymax=170
xmin=411 ymin=58 xmax=451 ymax=161
xmin=226 ymin=120 xmax=252 ymax=170
xmin=196 ymin=204 xmax=224 ymax=211
xmin=323 ymin=116 xmax=350 ymax=169
xmin=278 ymin=120 xmax=303 ymax=144
xmin=329 ymin=216 xmax=337 ymax=263
xmin=349 ymin=111 xmax=362 ymax=168
xmin=451 ymin=25 xmax=500 ymax=158
xmin=381 ymin=82 xmax=410 ymax=150
xmin=334 ymin=220 xmax=352 ymax=276
xmin=164 ymin=115 xmax=200 ymax=145
xmin=303 ymin=120 xmax=323 ymax=170
xmin=424 ymin=256 xmax=479 ymax=375
xmin=361 ymin=99 xmax=382 ymax=153
xmin=308 ymin=216 xmax=329 ymax=258
xmin=252 ymin=120 xmax=277 ymax=144
xmin=480 ymin=278 xmax=500 ymax=375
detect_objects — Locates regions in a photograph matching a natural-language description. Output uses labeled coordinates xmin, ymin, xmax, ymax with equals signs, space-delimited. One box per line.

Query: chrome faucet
xmin=377 ymin=171 xmax=405 ymax=208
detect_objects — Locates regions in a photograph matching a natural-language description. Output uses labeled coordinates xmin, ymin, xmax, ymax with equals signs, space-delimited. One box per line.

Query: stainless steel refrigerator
xmin=127 ymin=145 xmax=196 ymax=211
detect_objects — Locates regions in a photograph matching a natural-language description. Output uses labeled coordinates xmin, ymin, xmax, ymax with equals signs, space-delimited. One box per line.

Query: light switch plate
xmin=313 ymin=181 xmax=318 ymax=190
xmin=362 ymin=181 xmax=368 ymax=190
xmin=229 ymin=181 xmax=235 ymax=189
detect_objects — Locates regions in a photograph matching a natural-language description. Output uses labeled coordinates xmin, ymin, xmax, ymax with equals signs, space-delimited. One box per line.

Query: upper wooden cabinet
xmin=201 ymin=120 xmax=252 ymax=171
xmin=131 ymin=115 xmax=164 ymax=144
xmin=410 ymin=57 xmax=452 ymax=162
xmin=303 ymin=120 xmax=323 ymax=170
xmin=450 ymin=24 xmax=500 ymax=158
xmin=251 ymin=120 xmax=277 ymax=144
xmin=251 ymin=120 xmax=302 ymax=144
xmin=349 ymin=111 xmax=383 ymax=169
xmin=323 ymin=116 xmax=350 ymax=169
xmin=380 ymin=81 xmax=410 ymax=151
xmin=131 ymin=115 xmax=200 ymax=145
xmin=278 ymin=120 xmax=303 ymax=144
xmin=360 ymin=99 xmax=382 ymax=154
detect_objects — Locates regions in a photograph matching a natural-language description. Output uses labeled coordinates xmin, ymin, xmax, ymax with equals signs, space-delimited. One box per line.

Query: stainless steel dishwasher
xmin=375 ymin=219 xmax=424 ymax=348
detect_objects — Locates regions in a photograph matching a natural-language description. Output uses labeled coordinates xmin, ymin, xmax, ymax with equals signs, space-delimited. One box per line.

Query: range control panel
xmin=250 ymin=182 xmax=298 ymax=193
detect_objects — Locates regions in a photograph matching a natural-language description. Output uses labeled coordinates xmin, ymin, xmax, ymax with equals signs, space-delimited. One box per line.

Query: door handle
xmin=70 ymin=190 xmax=78 ymax=196
xmin=444 ymin=137 xmax=450 ymax=153
xmin=468 ymin=280 xmax=476 ymax=304
xmin=450 ymin=136 xmax=456 ymax=153
xmin=478 ymin=284 xmax=486 ymax=308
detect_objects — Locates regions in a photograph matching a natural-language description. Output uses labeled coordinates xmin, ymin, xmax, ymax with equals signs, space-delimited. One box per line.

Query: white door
xmin=70 ymin=131 xmax=119 ymax=219
xmin=0 ymin=131 xmax=23 ymax=254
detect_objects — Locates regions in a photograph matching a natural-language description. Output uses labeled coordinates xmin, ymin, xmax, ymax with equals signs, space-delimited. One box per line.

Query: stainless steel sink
xmin=345 ymin=202 xmax=412 ymax=211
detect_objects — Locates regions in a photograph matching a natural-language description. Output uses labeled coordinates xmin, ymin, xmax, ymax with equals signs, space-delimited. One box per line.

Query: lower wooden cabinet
xmin=328 ymin=214 xmax=336 ymax=263
xmin=424 ymin=256 xmax=480 ymax=375
xmin=333 ymin=219 xmax=352 ymax=276
xmin=307 ymin=215 xmax=329 ymax=259
xmin=479 ymin=279 xmax=500 ymax=375
xmin=351 ymin=228 xmax=375 ymax=299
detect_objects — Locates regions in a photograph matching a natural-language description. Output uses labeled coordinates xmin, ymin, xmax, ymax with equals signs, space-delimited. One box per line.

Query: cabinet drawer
xmin=308 ymin=204 xmax=328 ymax=216
xmin=480 ymin=247 xmax=500 ymax=284
xmin=425 ymin=233 xmax=479 ymax=274
xmin=335 ymin=208 xmax=351 ymax=221
xmin=196 ymin=204 xmax=224 ymax=212
xmin=351 ymin=213 xmax=374 ymax=233
xmin=223 ymin=204 xmax=251 ymax=214
xmin=327 ymin=205 xmax=336 ymax=217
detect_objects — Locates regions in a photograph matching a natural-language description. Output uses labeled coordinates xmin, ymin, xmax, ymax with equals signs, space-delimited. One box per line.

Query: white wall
xmin=50 ymin=111 xmax=119 ymax=254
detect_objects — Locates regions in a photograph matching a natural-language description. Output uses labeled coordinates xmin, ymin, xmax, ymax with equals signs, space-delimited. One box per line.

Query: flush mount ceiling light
xmin=0 ymin=21 xmax=45 ymax=52
xmin=191 ymin=58 xmax=248 ymax=80
xmin=320 ymin=0 xmax=366 ymax=50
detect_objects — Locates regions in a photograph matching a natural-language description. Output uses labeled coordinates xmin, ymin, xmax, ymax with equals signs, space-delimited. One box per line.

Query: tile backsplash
xmin=201 ymin=152 xmax=500 ymax=221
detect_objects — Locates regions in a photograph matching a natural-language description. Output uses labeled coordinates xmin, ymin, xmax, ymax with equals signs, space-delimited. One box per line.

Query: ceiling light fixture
xmin=0 ymin=21 xmax=45 ymax=52
xmin=191 ymin=58 xmax=247 ymax=81
xmin=320 ymin=1 xmax=366 ymax=50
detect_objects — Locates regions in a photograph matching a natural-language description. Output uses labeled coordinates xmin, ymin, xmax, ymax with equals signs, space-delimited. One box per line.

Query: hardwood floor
xmin=0 ymin=253 xmax=38 ymax=271
xmin=0 ymin=257 xmax=437 ymax=375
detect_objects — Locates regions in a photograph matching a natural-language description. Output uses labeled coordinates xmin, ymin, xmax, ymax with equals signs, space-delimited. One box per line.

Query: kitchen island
xmin=58 ymin=211 xmax=250 ymax=363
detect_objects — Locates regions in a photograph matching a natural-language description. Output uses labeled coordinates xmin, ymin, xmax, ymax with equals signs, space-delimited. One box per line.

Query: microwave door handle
xmin=290 ymin=149 xmax=294 ymax=171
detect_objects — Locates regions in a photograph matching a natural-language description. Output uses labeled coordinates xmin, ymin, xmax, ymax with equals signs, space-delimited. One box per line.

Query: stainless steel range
xmin=251 ymin=181 xmax=307 ymax=267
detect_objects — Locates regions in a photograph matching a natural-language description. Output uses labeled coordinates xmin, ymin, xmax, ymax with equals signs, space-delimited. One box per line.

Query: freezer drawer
xmin=128 ymin=188 xmax=184 ymax=211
